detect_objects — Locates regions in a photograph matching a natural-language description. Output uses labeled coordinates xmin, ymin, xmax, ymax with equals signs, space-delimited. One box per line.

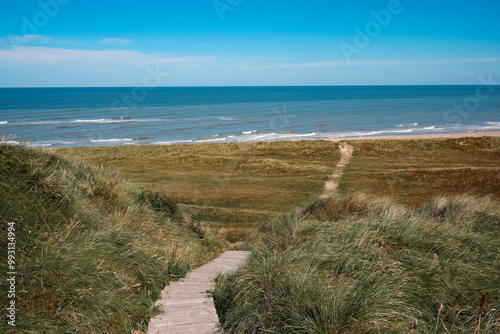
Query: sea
xmin=1 ymin=86 xmax=499 ymax=148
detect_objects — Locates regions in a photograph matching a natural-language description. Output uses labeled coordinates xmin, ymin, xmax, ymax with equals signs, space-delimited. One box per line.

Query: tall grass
xmin=0 ymin=143 xmax=227 ymax=333
xmin=214 ymin=193 xmax=500 ymax=333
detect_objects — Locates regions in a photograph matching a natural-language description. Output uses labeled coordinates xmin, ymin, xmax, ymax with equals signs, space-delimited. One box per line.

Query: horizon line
xmin=1 ymin=84 xmax=498 ymax=89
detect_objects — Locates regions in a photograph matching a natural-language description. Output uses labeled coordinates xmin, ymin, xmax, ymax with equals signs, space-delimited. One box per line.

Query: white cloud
xmin=244 ymin=57 xmax=500 ymax=69
xmin=0 ymin=34 xmax=53 ymax=46
xmin=0 ymin=46 xmax=218 ymax=68
xmin=100 ymin=38 xmax=133 ymax=46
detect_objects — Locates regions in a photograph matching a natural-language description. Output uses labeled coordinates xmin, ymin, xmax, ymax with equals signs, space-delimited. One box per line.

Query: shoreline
xmin=9 ymin=130 xmax=500 ymax=150
xmin=323 ymin=130 xmax=500 ymax=142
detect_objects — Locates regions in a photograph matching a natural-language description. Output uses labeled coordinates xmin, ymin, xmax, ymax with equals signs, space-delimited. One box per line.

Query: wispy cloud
xmin=243 ymin=57 xmax=500 ymax=69
xmin=0 ymin=34 xmax=53 ymax=46
xmin=100 ymin=38 xmax=133 ymax=46
xmin=0 ymin=46 xmax=220 ymax=73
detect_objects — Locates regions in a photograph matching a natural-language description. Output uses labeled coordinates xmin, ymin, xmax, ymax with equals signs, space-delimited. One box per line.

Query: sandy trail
xmin=321 ymin=142 xmax=353 ymax=197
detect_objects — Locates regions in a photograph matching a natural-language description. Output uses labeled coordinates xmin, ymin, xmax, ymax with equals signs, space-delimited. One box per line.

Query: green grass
xmin=213 ymin=193 xmax=500 ymax=333
xmin=0 ymin=143 xmax=227 ymax=333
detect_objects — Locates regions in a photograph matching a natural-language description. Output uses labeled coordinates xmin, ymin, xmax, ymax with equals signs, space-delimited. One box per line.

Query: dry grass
xmin=54 ymin=141 xmax=340 ymax=242
xmin=339 ymin=137 xmax=500 ymax=207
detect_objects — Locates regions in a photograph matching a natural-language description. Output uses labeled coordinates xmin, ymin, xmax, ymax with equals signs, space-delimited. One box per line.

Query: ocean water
xmin=1 ymin=86 xmax=499 ymax=148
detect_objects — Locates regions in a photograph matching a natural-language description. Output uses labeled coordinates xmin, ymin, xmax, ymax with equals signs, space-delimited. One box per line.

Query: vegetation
xmin=339 ymin=137 xmax=500 ymax=207
xmin=0 ymin=143 xmax=227 ymax=333
xmin=213 ymin=193 xmax=500 ymax=333
xmin=5 ymin=136 xmax=498 ymax=332
xmin=55 ymin=141 xmax=340 ymax=243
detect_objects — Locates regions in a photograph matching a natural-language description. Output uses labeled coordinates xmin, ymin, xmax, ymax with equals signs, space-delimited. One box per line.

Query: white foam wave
xmin=25 ymin=118 xmax=163 ymax=125
xmin=0 ymin=121 xmax=7 ymax=125
xmin=242 ymin=130 xmax=258 ymax=135
xmin=50 ymin=141 xmax=79 ymax=145
xmin=457 ymin=123 xmax=500 ymax=132
xmin=235 ymin=132 xmax=317 ymax=142
xmin=72 ymin=119 xmax=116 ymax=124
xmin=31 ymin=120 xmax=63 ymax=125
xmin=195 ymin=137 xmax=228 ymax=143
xmin=90 ymin=138 xmax=134 ymax=143
xmin=72 ymin=119 xmax=104 ymax=123
xmin=28 ymin=143 xmax=53 ymax=147
xmin=153 ymin=140 xmax=193 ymax=145
xmin=398 ymin=123 xmax=418 ymax=127
xmin=365 ymin=129 xmax=414 ymax=135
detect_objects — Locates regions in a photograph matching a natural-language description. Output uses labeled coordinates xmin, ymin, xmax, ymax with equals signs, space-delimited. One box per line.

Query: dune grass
xmin=0 ymin=143 xmax=227 ymax=333
xmin=3 ymin=136 xmax=500 ymax=332
xmin=213 ymin=193 xmax=500 ymax=333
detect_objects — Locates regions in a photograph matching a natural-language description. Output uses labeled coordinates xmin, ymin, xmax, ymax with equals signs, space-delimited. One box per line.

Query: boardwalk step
xmin=148 ymin=251 xmax=250 ymax=334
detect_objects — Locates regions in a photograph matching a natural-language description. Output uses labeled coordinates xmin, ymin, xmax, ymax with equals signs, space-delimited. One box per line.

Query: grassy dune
xmin=9 ymin=136 xmax=496 ymax=332
xmin=55 ymin=141 xmax=340 ymax=243
xmin=0 ymin=143 xmax=226 ymax=333
xmin=213 ymin=194 xmax=500 ymax=333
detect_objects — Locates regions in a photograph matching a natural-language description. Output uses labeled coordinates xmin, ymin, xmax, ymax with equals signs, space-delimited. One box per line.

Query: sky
xmin=0 ymin=0 xmax=499 ymax=87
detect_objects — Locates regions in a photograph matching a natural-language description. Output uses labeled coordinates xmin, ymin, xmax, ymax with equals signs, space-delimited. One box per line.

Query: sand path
xmin=321 ymin=142 xmax=354 ymax=197
xmin=148 ymin=251 xmax=250 ymax=334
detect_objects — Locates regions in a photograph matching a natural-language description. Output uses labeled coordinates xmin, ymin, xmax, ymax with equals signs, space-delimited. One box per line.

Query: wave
xmin=421 ymin=126 xmax=444 ymax=130
xmin=71 ymin=119 xmax=136 ymax=124
xmin=14 ymin=118 xmax=166 ymax=126
xmin=0 ymin=121 xmax=7 ymax=125
xmin=242 ymin=130 xmax=258 ymax=135
xmin=153 ymin=140 xmax=193 ymax=145
xmin=2 ymin=140 xmax=20 ymax=145
xmin=89 ymin=138 xmax=135 ymax=143
xmin=195 ymin=137 xmax=228 ymax=143
xmin=48 ymin=141 xmax=79 ymax=145
xmin=454 ymin=123 xmax=500 ymax=132
xmin=397 ymin=123 xmax=418 ymax=127
xmin=225 ymin=132 xmax=317 ymax=142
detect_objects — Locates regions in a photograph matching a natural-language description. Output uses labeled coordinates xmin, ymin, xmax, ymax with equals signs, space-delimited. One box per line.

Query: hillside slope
xmin=214 ymin=194 xmax=500 ymax=333
xmin=0 ymin=143 xmax=225 ymax=333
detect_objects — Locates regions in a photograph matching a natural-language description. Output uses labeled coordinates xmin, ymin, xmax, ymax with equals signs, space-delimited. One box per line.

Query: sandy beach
xmin=325 ymin=130 xmax=500 ymax=142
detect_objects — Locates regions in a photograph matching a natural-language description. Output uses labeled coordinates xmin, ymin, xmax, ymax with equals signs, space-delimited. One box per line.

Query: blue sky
xmin=0 ymin=0 xmax=499 ymax=87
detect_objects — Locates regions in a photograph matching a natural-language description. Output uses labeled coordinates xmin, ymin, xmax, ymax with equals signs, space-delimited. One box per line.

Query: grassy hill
xmin=0 ymin=143 xmax=226 ymax=333
xmin=214 ymin=194 xmax=500 ymax=333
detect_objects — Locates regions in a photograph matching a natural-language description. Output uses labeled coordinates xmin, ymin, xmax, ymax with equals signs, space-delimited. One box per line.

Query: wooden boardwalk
xmin=148 ymin=251 xmax=250 ymax=334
